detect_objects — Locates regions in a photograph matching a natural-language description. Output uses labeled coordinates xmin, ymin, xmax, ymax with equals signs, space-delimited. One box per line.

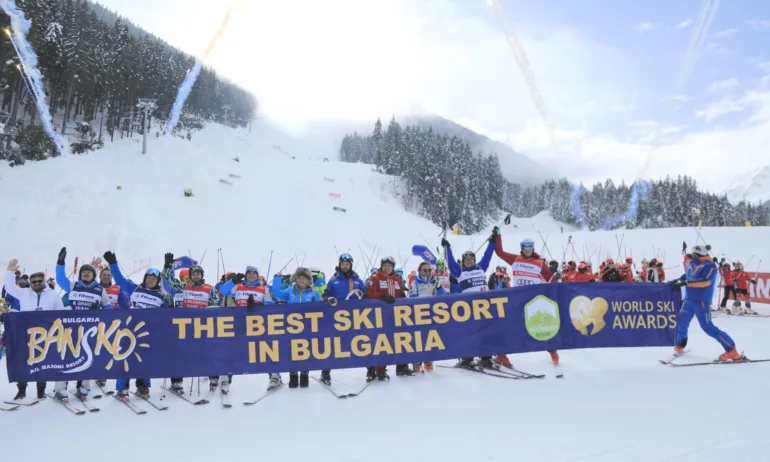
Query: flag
xmin=172 ymin=256 xmax=198 ymax=270
xmin=412 ymin=245 xmax=437 ymax=264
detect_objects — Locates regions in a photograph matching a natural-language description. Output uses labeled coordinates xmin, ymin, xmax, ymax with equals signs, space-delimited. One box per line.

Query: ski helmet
xmin=144 ymin=268 xmax=162 ymax=287
xmin=180 ymin=268 xmax=190 ymax=280
xmin=79 ymin=264 xmax=96 ymax=282
xmin=691 ymin=245 xmax=709 ymax=257
xmin=520 ymin=238 xmax=535 ymax=249
xmin=339 ymin=253 xmax=354 ymax=264
xmin=436 ymin=258 xmax=446 ymax=267
xmin=381 ymin=256 xmax=396 ymax=267
xmin=189 ymin=265 xmax=204 ymax=279
xmin=395 ymin=267 xmax=403 ymax=278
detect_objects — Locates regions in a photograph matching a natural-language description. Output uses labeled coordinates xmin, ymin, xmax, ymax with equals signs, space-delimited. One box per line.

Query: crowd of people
xmin=0 ymin=228 xmax=753 ymax=404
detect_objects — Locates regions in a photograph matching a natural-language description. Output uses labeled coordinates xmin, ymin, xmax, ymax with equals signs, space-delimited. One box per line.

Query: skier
xmin=569 ymin=262 xmax=596 ymax=282
xmin=271 ymin=267 xmax=322 ymax=388
xmin=311 ymin=267 xmax=327 ymax=295
xmin=162 ymin=253 xmax=224 ymax=392
xmin=670 ymin=245 xmax=742 ymax=361
xmin=105 ymin=251 xmax=171 ymax=398
xmin=173 ymin=268 xmax=190 ymax=307
xmin=5 ymin=260 xmax=64 ymax=401
xmin=321 ymin=253 xmax=365 ymax=385
xmin=409 ymin=261 xmax=446 ymax=372
xmin=733 ymin=262 xmax=757 ymax=315
xmin=365 ymin=256 xmax=409 ymax=380
xmin=442 ymin=234 xmax=496 ymax=369
xmin=491 ymin=230 xmax=558 ymax=368
xmin=435 ymin=259 xmax=451 ymax=293
xmin=719 ymin=262 xmax=736 ymax=310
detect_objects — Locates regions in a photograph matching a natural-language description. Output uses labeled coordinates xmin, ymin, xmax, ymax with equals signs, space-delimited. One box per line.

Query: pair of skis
xmin=436 ymin=363 xmax=546 ymax=380
xmin=660 ymin=349 xmax=770 ymax=367
xmin=0 ymin=398 xmax=40 ymax=412
xmin=311 ymin=376 xmax=373 ymax=399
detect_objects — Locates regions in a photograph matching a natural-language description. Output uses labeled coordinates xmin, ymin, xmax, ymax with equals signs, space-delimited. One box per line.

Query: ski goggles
xmin=146 ymin=268 xmax=162 ymax=278
xmin=381 ymin=256 xmax=396 ymax=266
xmin=339 ymin=253 xmax=354 ymax=263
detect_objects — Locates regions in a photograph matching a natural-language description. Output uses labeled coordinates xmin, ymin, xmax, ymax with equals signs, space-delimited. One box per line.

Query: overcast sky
xmin=95 ymin=0 xmax=770 ymax=192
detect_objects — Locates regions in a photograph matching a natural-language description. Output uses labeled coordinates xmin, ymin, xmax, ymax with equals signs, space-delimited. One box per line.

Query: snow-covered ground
xmin=2 ymin=122 xmax=770 ymax=461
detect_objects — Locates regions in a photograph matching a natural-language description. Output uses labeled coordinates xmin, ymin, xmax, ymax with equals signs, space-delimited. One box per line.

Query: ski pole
xmin=300 ymin=253 xmax=307 ymax=267
xmin=216 ymin=248 xmax=221 ymax=283
xmin=295 ymin=253 xmax=299 ymax=269
xmin=199 ymin=249 xmax=208 ymax=265
xmin=334 ymin=246 xmax=340 ymax=258
xmin=161 ymin=378 xmax=166 ymax=400
xmin=277 ymin=257 xmax=295 ymax=275
xmin=265 ymin=250 xmax=273 ymax=280
xmin=221 ymin=248 xmax=227 ymax=274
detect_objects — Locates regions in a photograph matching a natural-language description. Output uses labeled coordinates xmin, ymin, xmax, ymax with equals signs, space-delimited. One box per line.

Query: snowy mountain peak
xmin=723 ymin=165 xmax=770 ymax=205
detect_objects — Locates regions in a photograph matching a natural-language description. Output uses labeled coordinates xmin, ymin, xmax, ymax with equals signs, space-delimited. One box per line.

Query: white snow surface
xmin=723 ymin=164 xmax=770 ymax=206
xmin=1 ymin=122 xmax=770 ymax=461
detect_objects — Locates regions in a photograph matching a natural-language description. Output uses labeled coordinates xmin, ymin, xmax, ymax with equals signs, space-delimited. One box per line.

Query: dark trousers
xmin=720 ymin=286 xmax=736 ymax=307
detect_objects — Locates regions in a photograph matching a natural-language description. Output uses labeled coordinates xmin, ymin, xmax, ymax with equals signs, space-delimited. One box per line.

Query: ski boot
xmin=136 ymin=383 xmax=150 ymax=399
xmin=366 ymin=367 xmax=376 ymax=383
xmin=718 ymin=347 xmax=742 ymax=362
xmin=413 ymin=363 xmax=423 ymax=374
xmin=96 ymin=379 xmax=107 ymax=388
xmin=116 ymin=388 xmax=130 ymax=399
xmin=288 ymin=372 xmax=299 ymax=389
xmin=319 ymin=371 xmax=332 ymax=386
xmin=731 ymin=301 xmax=742 ymax=314
xmin=456 ymin=358 xmax=475 ymax=369
xmin=76 ymin=386 xmax=89 ymax=400
xmin=549 ymin=350 xmax=560 ymax=365
xmin=396 ymin=364 xmax=414 ymax=376
xmin=267 ymin=375 xmax=282 ymax=391
xmin=375 ymin=366 xmax=389 ymax=381
xmin=220 ymin=379 xmax=230 ymax=395
xmin=14 ymin=383 xmax=26 ymax=401
xmin=673 ymin=346 xmax=686 ymax=356
xmin=54 ymin=390 xmax=68 ymax=402
xmin=209 ymin=376 xmax=220 ymax=392
xmin=170 ymin=380 xmax=184 ymax=394
xmin=494 ymin=354 xmax=512 ymax=368
xmin=423 ymin=361 xmax=434 ymax=372
xmin=299 ymin=372 xmax=309 ymax=388
xmin=477 ymin=357 xmax=495 ymax=369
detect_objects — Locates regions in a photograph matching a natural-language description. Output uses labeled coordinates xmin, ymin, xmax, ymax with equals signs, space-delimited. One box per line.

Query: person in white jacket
xmin=4 ymin=259 xmax=67 ymax=401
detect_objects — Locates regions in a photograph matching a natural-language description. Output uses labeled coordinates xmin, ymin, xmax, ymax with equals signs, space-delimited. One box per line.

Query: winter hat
xmin=245 ymin=265 xmax=259 ymax=275
xmin=291 ymin=267 xmax=313 ymax=283
xmin=310 ymin=267 xmax=321 ymax=276
xmin=691 ymin=245 xmax=709 ymax=257
xmin=79 ymin=264 xmax=97 ymax=280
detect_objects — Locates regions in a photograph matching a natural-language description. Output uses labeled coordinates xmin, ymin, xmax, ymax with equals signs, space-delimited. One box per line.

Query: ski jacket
xmin=366 ymin=270 xmax=406 ymax=299
xmin=55 ymin=263 xmax=113 ymax=310
xmin=109 ymin=263 xmax=171 ymax=309
xmin=447 ymin=242 xmax=495 ymax=293
xmin=219 ymin=278 xmax=274 ymax=306
xmin=164 ymin=267 xmax=219 ymax=308
xmin=270 ymin=276 xmax=322 ymax=304
xmin=678 ymin=255 xmax=718 ymax=302
xmin=492 ymin=236 xmax=552 ymax=286
xmin=409 ymin=274 xmax=447 ymax=298
xmin=570 ymin=271 xmax=596 ymax=283
xmin=3 ymin=270 xmax=65 ymax=312
xmin=103 ymin=283 xmax=130 ymax=309
xmin=2 ymin=286 xmax=20 ymax=311
xmin=313 ymin=272 xmax=327 ymax=297
xmin=656 ymin=267 xmax=666 ymax=283
xmin=734 ymin=271 xmax=754 ymax=291
xmin=721 ymin=267 xmax=736 ymax=286
xmin=323 ymin=271 xmax=365 ymax=300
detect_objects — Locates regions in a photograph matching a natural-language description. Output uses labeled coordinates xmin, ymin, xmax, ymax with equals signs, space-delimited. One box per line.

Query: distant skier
xmin=442 ymin=233 xmax=495 ymax=369
xmin=271 ymin=267 xmax=322 ymax=389
xmin=491 ymin=229 xmax=559 ymax=369
xmin=409 ymin=261 xmax=446 ymax=373
xmin=670 ymin=245 xmax=742 ymax=362
xmin=105 ymin=251 xmax=171 ymax=398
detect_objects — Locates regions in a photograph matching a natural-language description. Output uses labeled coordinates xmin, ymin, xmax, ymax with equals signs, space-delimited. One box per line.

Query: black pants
xmin=720 ymin=286 xmax=736 ymax=307
xmin=18 ymin=381 xmax=46 ymax=391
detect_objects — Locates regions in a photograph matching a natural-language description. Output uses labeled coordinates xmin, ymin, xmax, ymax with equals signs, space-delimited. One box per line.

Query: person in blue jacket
xmin=2 ymin=272 xmax=26 ymax=311
xmin=671 ymin=245 xmax=741 ymax=362
xmin=104 ymin=251 xmax=172 ymax=398
xmin=320 ymin=253 xmax=364 ymax=386
xmin=441 ymin=235 xmax=495 ymax=369
xmin=271 ymin=267 xmax=322 ymax=389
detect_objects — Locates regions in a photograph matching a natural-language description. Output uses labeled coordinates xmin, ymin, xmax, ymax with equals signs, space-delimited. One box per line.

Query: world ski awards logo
xmin=524 ymin=295 xmax=560 ymax=341
xmin=569 ymin=296 xmax=608 ymax=336
xmin=26 ymin=315 xmax=151 ymax=375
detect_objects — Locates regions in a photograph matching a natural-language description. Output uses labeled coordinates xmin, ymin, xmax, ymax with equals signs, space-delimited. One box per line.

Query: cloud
xmin=673 ymin=19 xmax=693 ymax=30
xmin=695 ymin=98 xmax=746 ymax=122
xmin=708 ymin=78 xmax=739 ymax=93
xmin=712 ymin=28 xmax=737 ymax=38
xmin=745 ymin=19 xmax=770 ymax=30
xmin=634 ymin=22 xmax=661 ymax=32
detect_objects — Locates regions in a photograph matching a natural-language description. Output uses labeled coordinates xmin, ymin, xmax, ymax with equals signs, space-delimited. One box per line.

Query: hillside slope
xmin=2 ymin=122 xmax=770 ymax=462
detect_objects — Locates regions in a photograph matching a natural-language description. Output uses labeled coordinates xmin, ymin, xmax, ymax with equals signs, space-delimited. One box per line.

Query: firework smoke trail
xmin=1 ymin=0 xmax=68 ymax=155
xmin=164 ymin=2 xmax=243 ymax=136
xmin=599 ymin=181 xmax=653 ymax=229
xmin=570 ymin=185 xmax=587 ymax=230
xmin=489 ymin=0 xmax=558 ymax=151
xmin=638 ymin=0 xmax=719 ymax=176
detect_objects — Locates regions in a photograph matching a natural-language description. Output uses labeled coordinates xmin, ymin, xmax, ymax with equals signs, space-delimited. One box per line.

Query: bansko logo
xmin=26 ymin=315 xmax=150 ymax=374
xmin=524 ymin=295 xmax=560 ymax=341
xmin=569 ymin=296 xmax=608 ymax=336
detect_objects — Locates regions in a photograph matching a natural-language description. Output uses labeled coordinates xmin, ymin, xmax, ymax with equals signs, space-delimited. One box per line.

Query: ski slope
xmin=2 ymin=122 xmax=770 ymax=461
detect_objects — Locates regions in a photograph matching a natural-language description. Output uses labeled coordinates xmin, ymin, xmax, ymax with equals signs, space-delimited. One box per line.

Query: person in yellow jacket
xmin=311 ymin=267 xmax=327 ymax=295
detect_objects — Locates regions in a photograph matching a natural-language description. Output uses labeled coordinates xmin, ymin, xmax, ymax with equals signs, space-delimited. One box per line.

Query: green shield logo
xmin=524 ymin=295 xmax=560 ymax=341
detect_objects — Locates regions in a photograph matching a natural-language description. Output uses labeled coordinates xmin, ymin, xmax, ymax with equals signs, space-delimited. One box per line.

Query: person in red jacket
xmin=570 ymin=262 xmax=596 ymax=282
xmin=365 ymin=256 xmax=409 ymax=380
xmin=733 ymin=262 xmax=757 ymax=314
xmin=719 ymin=262 xmax=737 ymax=310
xmin=655 ymin=261 xmax=666 ymax=282
xmin=492 ymin=228 xmax=559 ymax=369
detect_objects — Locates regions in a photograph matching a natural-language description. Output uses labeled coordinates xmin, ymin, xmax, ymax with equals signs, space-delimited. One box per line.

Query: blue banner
xmin=172 ymin=256 xmax=198 ymax=270
xmin=2 ymin=284 xmax=680 ymax=382
xmin=412 ymin=245 xmax=437 ymax=264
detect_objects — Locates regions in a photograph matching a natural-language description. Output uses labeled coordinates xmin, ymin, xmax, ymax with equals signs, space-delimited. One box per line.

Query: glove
xmin=669 ymin=280 xmax=686 ymax=289
xmin=489 ymin=226 xmax=499 ymax=242
xmin=231 ymin=273 xmax=245 ymax=285
xmin=103 ymin=251 xmax=117 ymax=265
xmin=246 ymin=295 xmax=256 ymax=311
xmin=57 ymin=247 xmax=67 ymax=265
xmin=327 ymin=297 xmax=338 ymax=306
xmin=381 ymin=294 xmax=395 ymax=303
xmin=90 ymin=302 xmax=100 ymax=310
xmin=352 ymin=289 xmax=364 ymax=299
xmin=553 ymin=272 xmax=562 ymax=280
xmin=164 ymin=253 xmax=174 ymax=269
xmin=441 ymin=238 xmax=450 ymax=249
